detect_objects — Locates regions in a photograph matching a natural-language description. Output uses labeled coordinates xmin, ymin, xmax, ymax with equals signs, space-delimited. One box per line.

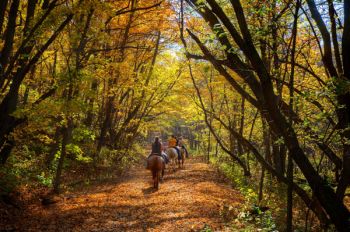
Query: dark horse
xmin=175 ymin=147 xmax=186 ymax=169
xmin=147 ymin=154 xmax=165 ymax=189
xmin=178 ymin=147 xmax=185 ymax=168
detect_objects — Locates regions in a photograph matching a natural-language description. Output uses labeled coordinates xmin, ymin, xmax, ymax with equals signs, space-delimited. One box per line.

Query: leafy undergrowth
xmin=209 ymin=157 xmax=347 ymax=231
xmin=208 ymin=158 xmax=278 ymax=232
xmin=0 ymin=157 xmax=258 ymax=231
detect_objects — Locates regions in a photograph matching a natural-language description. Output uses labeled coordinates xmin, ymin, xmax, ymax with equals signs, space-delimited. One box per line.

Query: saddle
xmin=149 ymin=152 xmax=169 ymax=164
xmin=150 ymin=152 xmax=162 ymax=157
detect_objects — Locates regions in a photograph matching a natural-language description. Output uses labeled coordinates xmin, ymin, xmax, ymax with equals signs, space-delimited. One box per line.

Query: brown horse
xmin=147 ymin=154 xmax=165 ymax=189
xmin=177 ymin=147 xmax=185 ymax=168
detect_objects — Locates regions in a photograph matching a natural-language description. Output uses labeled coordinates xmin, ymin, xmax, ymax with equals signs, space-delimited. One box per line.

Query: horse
xmin=165 ymin=147 xmax=178 ymax=171
xmin=166 ymin=147 xmax=185 ymax=170
xmin=177 ymin=146 xmax=185 ymax=169
xmin=147 ymin=154 xmax=165 ymax=189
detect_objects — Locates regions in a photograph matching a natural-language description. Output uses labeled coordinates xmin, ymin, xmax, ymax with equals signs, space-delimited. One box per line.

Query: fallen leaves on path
xmin=2 ymin=158 xmax=244 ymax=231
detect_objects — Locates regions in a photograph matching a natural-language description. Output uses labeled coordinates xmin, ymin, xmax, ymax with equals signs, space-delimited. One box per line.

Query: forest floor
xmin=1 ymin=157 xmax=245 ymax=231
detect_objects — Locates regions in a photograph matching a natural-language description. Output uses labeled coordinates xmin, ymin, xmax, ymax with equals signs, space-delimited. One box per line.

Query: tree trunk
xmin=258 ymin=166 xmax=265 ymax=203
xmin=0 ymin=0 xmax=8 ymax=36
xmin=53 ymin=121 xmax=72 ymax=194
xmin=0 ymin=0 xmax=19 ymax=70
xmin=46 ymin=126 xmax=61 ymax=168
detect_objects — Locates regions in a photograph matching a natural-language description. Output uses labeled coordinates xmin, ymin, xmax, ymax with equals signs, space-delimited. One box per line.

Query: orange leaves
xmin=4 ymin=159 xmax=245 ymax=231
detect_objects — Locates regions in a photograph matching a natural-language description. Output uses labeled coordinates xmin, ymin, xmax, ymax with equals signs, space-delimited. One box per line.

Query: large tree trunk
xmin=336 ymin=0 xmax=350 ymax=200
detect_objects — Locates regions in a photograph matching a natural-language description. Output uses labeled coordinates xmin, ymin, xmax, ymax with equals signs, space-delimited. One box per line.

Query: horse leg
xmin=156 ymin=171 xmax=160 ymax=189
xmin=161 ymin=164 xmax=164 ymax=182
xmin=152 ymin=170 xmax=156 ymax=188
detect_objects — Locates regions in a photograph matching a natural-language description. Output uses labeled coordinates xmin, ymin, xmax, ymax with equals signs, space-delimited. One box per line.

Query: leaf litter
xmin=1 ymin=158 xmax=244 ymax=231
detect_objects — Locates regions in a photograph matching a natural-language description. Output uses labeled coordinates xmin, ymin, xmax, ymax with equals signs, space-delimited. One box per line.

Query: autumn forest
xmin=1 ymin=0 xmax=350 ymax=231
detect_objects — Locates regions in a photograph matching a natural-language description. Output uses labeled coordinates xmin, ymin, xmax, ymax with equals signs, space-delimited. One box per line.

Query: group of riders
xmin=147 ymin=135 xmax=188 ymax=168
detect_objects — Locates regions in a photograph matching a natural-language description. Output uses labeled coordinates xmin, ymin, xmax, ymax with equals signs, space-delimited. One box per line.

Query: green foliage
xmin=66 ymin=144 xmax=92 ymax=163
xmin=72 ymin=127 xmax=95 ymax=143
xmin=200 ymin=224 xmax=213 ymax=232
xmin=36 ymin=172 xmax=53 ymax=187
xmin=213 ymin=158 xmax=257 ymax=203
xmin=234 ymin=209 xmax=277 ymax=232
xmin=210 ymin=153 xmax=280 ymax=231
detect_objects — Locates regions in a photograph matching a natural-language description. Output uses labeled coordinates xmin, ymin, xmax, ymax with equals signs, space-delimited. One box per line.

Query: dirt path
xmin=9 ymin=158 xmax=244 ymax=231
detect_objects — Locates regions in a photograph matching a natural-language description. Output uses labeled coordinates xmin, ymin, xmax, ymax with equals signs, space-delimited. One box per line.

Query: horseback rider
xmin=151 ymin=136 xmax=162 ymax=155
xmin=169 ymin=135 xmax=181 ymax=159
xmin=178 ymin=136 xmax=189 ymax=158
xmin=148 ymin=137 xmax=169 ymax=164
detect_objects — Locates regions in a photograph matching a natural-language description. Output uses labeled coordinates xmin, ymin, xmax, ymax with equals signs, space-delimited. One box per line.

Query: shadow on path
xmin=3 ymin=158 xmax=244 ymax=232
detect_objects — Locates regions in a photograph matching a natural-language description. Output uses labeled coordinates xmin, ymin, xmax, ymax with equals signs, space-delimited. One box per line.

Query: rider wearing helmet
xmin=178 ymin=136 xmax=189 ymax=158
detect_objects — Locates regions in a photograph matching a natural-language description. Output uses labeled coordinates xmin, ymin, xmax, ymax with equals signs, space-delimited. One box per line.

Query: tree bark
xmin=53 ymin=121 xmax=72 ymax=194
xmin=0 ymin=0 xmax=19 ymax=69
xmin=0 ymin=0 xmax=8 ymax=35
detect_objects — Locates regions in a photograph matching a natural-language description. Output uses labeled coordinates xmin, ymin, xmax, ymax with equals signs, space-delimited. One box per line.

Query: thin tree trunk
xmin=0 ymin=0 xmax=8 ymax=36
xmin=259 ymin=115 xmax=269 ymax=203
xmin=286 ymin=2 xmax=300 ymax=230
xmin=46 ymin=126 xmax=61 ymax=168
xmin=207 ymin=128 xmax=211 ymax=163
xmin=53 ymin=120 xmax=72 ymax=194
xmin=258 ymin=166 xmax=265 ymax=203
xmin=0 ymin=0 xmax=19 ymax=69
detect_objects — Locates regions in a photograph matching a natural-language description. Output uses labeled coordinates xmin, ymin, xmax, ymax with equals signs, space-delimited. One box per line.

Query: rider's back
xmin=168 ymin=138 xmax=177 ymax=147
xmin=151 ymin=141 xmax=162 ymax=155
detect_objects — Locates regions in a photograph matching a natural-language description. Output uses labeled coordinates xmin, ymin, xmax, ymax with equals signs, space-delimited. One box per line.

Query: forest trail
xmin=6 ymin=158 xmax=244 ymax=231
